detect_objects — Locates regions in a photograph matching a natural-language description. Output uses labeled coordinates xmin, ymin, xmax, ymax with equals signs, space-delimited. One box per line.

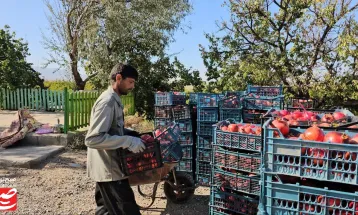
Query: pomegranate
xmin=333 ymin=112 xmax=346 ymax=121
xmin=302 ymin=126 xmax=325 ymax=142
xmin=324 ymin=131 xmax=349 ymax=144
xmin=221 ymin=126 xmax=228 ymax=131
xmin=244 ymin=125 xmax=253 ymax=134
xmin=292 ymin=111 xmax=303 ymax=120
xmin=155 ymin=129 xmax=162 ymax=137
xmin=298 ymin=116 xmax=310 ymax=121
xmin=271 ymin=120 xmax=289 ymax=136
xmin=349 ymin=134 xmax=358 ymax=144
xmin=280 ymin=110 xmax=290 ymax=116
xmin=141 ymin=134 xmax=154 ymax=143
xmin=321 ymin=114 xmax=334 ymax=123
xmin=228 ymin=124 xmax=239 ymax=132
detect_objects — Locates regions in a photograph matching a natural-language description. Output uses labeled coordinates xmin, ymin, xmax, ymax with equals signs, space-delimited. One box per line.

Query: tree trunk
xmin=70 ymin=55 xmax=86 ymax=90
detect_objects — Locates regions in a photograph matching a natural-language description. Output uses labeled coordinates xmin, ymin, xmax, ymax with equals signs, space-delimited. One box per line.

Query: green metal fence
xmin=0 ymin=88 xmax=65 ymax=111
xmin=0 ymin=87 xmax=135 ymax=133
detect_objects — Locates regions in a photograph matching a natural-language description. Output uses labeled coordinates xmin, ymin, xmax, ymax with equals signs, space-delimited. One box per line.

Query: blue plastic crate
xmin=198 ymin=108 xmax=219 ymax=122
xmin=198 ymin=148 xmax=212 ymax=162
xmin=213 ymin=147 xmax=261 ymax=174
xmin=263 ymin=119 xmax=358 ymax=185
xmin=197 ymin=160 xmax=211 ymax=175
xmin=197 ymin=122 xmax=216 ymax=136
xmin=244 ymin=97 xmax=284 ymax=110
xmin=260 ymin=173 xmax=358 ymax=215
xmin=155 ymin=92 xmax=186 ymax=106
xmin=197 ymin=136 xmax=212 ymax=148
xmin=179 ymin=132 xmax=193 ymax=145
xmin=176 ymin=158 xmax=193 ymax=172
xmin=220 ymin=108 xmax=242 ymax=121
xmin=211 ymin=167 xmax=260 ymax=195
xmin=182 ymin=145 xmax=193 ymax=159
xmin=198 ymin=93 xmax=219 ymax=108
xmin=210 ymin=187 xmax=259 ymax=215
xmin=247 ymin=84 xmax=283 ymax=97
xmin=214 ymin=123 xmax=262 ymax=152
xmin=197 ymin=173 xmax=211 ymax=186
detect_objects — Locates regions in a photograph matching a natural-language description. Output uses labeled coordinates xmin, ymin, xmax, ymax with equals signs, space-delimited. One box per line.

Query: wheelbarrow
xmin=128 ymin=162 xmax=196 ymax=209
xmin=127 ymin=124 xmax=196 ymax=209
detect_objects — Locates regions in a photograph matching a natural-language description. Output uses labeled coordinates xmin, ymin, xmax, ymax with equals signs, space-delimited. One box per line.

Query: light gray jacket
xmin=85 ymin=86 xmax=135 ymax=182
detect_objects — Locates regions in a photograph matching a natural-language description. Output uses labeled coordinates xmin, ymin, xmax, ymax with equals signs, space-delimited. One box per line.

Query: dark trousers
xmin=95 ymin=179 xmax=141 ymax=215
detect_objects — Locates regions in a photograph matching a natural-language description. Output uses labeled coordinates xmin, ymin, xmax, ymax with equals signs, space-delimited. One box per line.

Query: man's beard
xmin=118 ymin=88 xmax=130 ymax=95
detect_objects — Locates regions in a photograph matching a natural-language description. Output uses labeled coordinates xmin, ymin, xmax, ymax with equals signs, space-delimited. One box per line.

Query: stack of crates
xmin=196 ymin=93 xmax=219 ymax=186
xmin=259 ymin=119 xmax=358 ymax=215
xmin=154 ymin=92 xmax=194 ymax=174
xmin=242 ymin=85 xmax=284 ymax=123
xmin=209 ymin=120 xmax=262 ymax=214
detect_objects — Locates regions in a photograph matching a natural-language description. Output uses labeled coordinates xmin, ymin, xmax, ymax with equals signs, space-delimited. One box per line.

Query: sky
xmin=0 ymin=0 xmax=231 ymax=80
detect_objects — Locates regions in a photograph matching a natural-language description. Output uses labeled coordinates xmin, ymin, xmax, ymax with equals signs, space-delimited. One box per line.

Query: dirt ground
xmin=0 ymin=149 xmax=210 ymax=215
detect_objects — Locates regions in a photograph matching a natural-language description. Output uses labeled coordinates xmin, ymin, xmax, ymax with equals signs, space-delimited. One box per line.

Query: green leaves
xmin=0 ymin=26 xmax=44 ymax=90
xmin=201 ymin=0 xmax=358 ymax=108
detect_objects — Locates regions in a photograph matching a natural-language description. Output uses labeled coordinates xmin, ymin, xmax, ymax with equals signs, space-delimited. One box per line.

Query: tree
xmin=201 ymin=0 xmax=358 ymax=107
xmin=0 ymin=25 xmax=44 ymax=89
xmin=43 ymin=0 xmax=99 ymax=90
xmin=79 ymin=0 xmax=193 ymax=118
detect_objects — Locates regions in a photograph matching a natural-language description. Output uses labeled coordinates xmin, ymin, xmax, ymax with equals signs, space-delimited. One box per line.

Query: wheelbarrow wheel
xmin=163 ymin=171 xmax=195 ymax=204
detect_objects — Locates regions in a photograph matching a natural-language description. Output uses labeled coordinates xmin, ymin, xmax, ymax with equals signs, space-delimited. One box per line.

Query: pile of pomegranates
xmin=219 ymin=123 xmax=262 ymax=136
xmin=271 ymin=109 xmax=354 ymax=128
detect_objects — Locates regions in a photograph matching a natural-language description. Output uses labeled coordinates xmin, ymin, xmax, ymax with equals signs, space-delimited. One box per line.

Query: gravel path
xmin=0 ymin=149 xmax=210 ymax=215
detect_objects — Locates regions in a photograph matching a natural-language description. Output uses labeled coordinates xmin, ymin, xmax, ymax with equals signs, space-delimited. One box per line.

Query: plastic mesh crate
xmin=220 ymin=108 xmax=242 ymax=121
xmin=247 ymin=85 xmax=283 ymax=97
xmin=197 ymin=122 xmax=216 ymax=136
xmin=155 ymin=92 xmax=186 ymax=106
xmin=210 ymin=188 xmax=259 ymax=215
xmin=182 ymin=145 xmax=193 ymax=159
xmin=219 ymin=95 xmax=243 ymax=109
xmin=176 ymin=158 xmax=193 ymax=172
xmin=198 ymin=93 xmax=219 ymax=108
xmin=197 ymin=136 xmax=212 ymax=148
xmin=179 ymin=132 xmax=193 ymax=145
xmin=212 ymin=168 xmax=260 ymax=195
xmin=198 ymin=108 xmax=219 ymax=122
xmin=264 ymin=120 xmax=358 ymax=185
xmin=177 ymin=119 xmax=192 ymax=132
xmin=213 ymin=147 xmax=261 ymax=174
xmin=118 ymin=140 xmax=163 ymax=176
xmin=154 ymin=106 xmax=173 ymax=118
xmin=261 ymin=173 xmax=358 ymax=215
xmin=214 ymin=127 xmax=262 ymax=152
xmin=154 ymin=118 xmax=172 ymax=128
xmin=172 ymin=105 xmax=190 ymax=120
xmin=197 ymin=173 xmax=211 ymax=186
xmin=198 ymin=148 xmax=212 ymax=162
xmin=244 ymin=97 xmax=283 ymax=110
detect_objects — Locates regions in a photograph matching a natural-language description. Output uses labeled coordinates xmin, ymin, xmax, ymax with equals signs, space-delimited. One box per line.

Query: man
xmin=85 ymin=63 xmax=146 ymax=215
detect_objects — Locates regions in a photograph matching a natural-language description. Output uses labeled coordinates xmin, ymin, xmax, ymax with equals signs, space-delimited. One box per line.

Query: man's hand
xmin=128 ymin=137 xmax=146 ymax=153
